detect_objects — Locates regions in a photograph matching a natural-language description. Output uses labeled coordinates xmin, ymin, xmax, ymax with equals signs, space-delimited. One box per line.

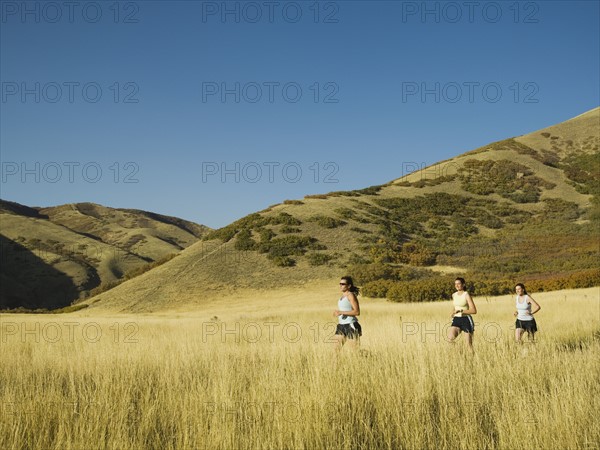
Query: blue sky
xmin=1 ymin=0 xmax=599 ymax=228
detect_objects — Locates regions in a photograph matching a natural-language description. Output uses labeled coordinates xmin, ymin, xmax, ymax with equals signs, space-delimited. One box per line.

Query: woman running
xmin=447 ymin=277 xmax=477 ymax=350
xmin=333 ymin=276 xmax=361 ymax=350
xmin=514 ymin=283 xmax=541 ymax=343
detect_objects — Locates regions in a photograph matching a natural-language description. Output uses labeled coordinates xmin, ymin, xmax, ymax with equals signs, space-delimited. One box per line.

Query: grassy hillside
xmin=82 ymin=107 xmax=599 ymax=313
xmin=0 ymin=201 xmax=210 ymax=310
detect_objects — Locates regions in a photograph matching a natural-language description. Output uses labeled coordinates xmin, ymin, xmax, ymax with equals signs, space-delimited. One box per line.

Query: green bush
xmin=234 ymin=229 xmax=257 ymax=250
xmin=395 ymin=242 xmax=437 ymax=266
xmin=304 ymin=194 xmax=329 ymax=199
xmin=524 ymin=269 xmax=600 ymax=292
xmin=269 ymin=212 xmax=302 ymax=226
xmin=203 ymin=213 xmax=267 ymax=242
xmin=350 ymin=262 xmax=433 ymax=285
xmin=353 ymin=184 xmax=386 ymax=195
xmin=280 ymin=226 xmax=301 ymax=233
xmin=362 ymin=279 xmax=397 ymax=298
xmin=349 ymin=263 xmax=397 ymax=284
xmin=347 ymin=253 xmax=370 ymax=265
xmin=306 ymin=252 xmax=333 ymax=266
xmin=259 ymin=228 xmax=276 ymax=242
xmin=268 ymin=255 xmax=296 ymax=267
xmin=459 ymin=159 xmax=553 ymax=203
xmin=542 ymin=198 xmax=580 ymax=221
xmin=387 ymin=277 xmax=455 ymax=302
xmin=476 ymin=213 xmax=504 ymax=229
xmin=308 ymin=215 xmax=347 ymax=228
xmin=561 ymin=152 xmax=600 ymax=196
xmin=259 ymin=235 xmax=319 ymax=257
xmin=334 ymin=207 xmax=356 ymax=220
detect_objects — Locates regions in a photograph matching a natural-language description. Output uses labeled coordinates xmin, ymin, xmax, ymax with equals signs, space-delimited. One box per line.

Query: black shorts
xmin=451 ymin=316 xmax=474 ymax=334
xmin=335 ymin=322 xmax=362 ymax=339
xmin=515 ymin=318 xmax=537 ymax=332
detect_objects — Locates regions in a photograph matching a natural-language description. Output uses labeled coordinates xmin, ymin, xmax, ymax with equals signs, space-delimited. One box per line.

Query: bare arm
xmin=461 ymin=293 xmax=477 ymax=315
xmin=528 ymin=296 xmax=541 ymax=315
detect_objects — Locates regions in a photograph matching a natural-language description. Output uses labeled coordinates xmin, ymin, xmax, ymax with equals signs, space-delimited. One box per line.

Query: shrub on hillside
xmin=306 ymin=252 xmax=332 ymax=266
xmin=524 ymin=269 xmax=600 ymax=292
xmin=203 ymin=213 xmax=267 ymax=242
xmin=449 ymin=214 xmax=478 ymax=238
xmin=475 ymin=212 xmax=504 ymax=229
xmin=334 ymin=207 xmax=356 ymax=220
xmin=349 ymin=263 xmax=397 ymax=284
xmin=304 ymin=194 xmax=329 ymax=199
xmin=542 ymin=198 xmax=580 ymax=221
xmin=353 ymin=184 xmax=386 ymax=195
xmin=459 ymin=159 xmax=554 ymax=203
xmin=268 ymin=255 xmax=296 ymax=267
xmin=561 ymin=152 xmax=600 ymax=196
xmin=234 ymin=229 xmax=257 ymax=250
xmin=88 ymin=279 xmax=122 ymax=298
xmin=537 ymin=149 xmax=561 ymax=167
xmin=387 ymin=277 xmax=455 ymax=302
xmin=259 ymin=228 xmax=276 ymax=242
xmin=396 ymin=242 xmax=437 ymax=266
xmin=362 ymin=279 xmax=397 ymax=298
xmin=347 ymin=253 xmax=370 ymax=265
xmin=280 ymin=226 xmax=301 ymax=233
xmin=269 ymin=212 xmax=302 ymax=226
xmin=307 ymin=215 xmax=347 ymax=228
xmin=350 ymin=262 xmax=434 ymax=286
xmin=123 ymin=253 xmax=179 ymax=280
xmin=258 ymin=235 xmax=320 ymax=259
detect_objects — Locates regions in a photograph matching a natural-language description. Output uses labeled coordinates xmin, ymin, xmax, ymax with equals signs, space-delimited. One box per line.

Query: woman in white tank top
xmin=514 ymin=283 xmax=541 ymax=343
xmin=447 ymin=277 xmax=477 ymax=351
xmin=333 ymin=276 xmax=361 ymax=351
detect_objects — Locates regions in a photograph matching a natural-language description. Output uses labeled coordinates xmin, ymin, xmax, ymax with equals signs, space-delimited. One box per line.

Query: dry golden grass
xmin=515 ymin=107 xmax=599 ymax=158
xmin=2 ymin=286 xmax=598 ymax=449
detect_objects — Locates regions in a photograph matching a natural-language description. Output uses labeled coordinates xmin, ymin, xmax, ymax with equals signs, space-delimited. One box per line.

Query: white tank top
xmin=452 ymin=291 xmax=468 ymax=317
xmin=338 ymin=296 xmax=357 ymax=324
xmin=516 ymin=295 xmax=533 ymax=321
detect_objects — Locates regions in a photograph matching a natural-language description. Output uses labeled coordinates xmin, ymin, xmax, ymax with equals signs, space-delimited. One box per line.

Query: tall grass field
xmin=1 ymin=287 xmax=598 ymax=449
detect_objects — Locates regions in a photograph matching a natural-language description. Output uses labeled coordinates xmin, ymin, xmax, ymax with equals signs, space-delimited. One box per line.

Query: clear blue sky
xmin=1 ymin=0 xmax=598 ymax=228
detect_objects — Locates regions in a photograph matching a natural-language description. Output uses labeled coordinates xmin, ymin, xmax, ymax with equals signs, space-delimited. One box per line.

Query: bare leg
xmin=464 ymin=332 xmax=474 ymax=353
xmin=448 ymin=326 xmax=461 ymax=344
xmin=515 ymin=328 xmax=524 ymax=343
xmin=333 ymin=334 xmax=345 ymax=353
xmin=345 ymin=336 xmax=360 ymax=352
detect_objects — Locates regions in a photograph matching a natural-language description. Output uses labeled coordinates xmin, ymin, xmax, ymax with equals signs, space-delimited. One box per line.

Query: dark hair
xmin=341 ymin=276 xmax=360 ymax=296
xmin=516 ymin=283 xmax=528 ymax=295
xmin=455 ymin=277 xmax=466 ymax=286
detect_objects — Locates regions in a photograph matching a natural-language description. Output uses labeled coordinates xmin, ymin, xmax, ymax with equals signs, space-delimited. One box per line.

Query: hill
xmin=80 ymin=107 xmax=599 ymax=313
xmin=0 ymin=201 xmax=210 ymax=309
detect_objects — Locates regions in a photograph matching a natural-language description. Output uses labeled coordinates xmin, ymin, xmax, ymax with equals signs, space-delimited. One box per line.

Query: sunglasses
xmin=339 ymin=282 xmax=348 ymax=286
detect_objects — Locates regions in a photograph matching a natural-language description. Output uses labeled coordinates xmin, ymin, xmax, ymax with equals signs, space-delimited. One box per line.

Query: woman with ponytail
xmin=333 ymin=276 xmax=362 ymax=350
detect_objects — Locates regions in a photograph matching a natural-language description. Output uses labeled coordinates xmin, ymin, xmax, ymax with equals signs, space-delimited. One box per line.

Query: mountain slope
xmin=79 ymin=108 xmax=600 ymax=312
xmin=0 ymin=201 xmax=210 ymax=309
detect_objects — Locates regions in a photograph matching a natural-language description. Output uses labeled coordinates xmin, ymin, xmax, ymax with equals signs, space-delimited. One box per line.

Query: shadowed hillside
xmin=0 ymin=234 xmax=80 ymax=309
xmin=0 ymin=201 xmax=210 ymax=310
xmin=81 ymin=107 xmax=599 ymax=313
